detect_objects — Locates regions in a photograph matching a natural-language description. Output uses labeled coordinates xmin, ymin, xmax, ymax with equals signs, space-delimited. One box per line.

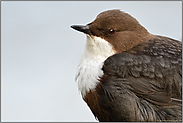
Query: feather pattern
xmin=84 ymin=36 xmax=182 ymax=122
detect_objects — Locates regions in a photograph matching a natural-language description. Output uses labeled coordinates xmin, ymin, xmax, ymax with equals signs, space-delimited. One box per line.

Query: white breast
xmin=75 ymin=35 xmax=115 ymax=98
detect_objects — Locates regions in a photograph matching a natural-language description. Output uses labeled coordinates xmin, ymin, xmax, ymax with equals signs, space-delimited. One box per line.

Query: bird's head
xmin=71 ymin=9 xmax=151 ymax=53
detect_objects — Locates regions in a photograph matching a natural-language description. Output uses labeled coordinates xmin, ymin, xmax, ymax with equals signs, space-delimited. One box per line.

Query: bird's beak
xmin=71 ymin=25 xmax=91 ymax=35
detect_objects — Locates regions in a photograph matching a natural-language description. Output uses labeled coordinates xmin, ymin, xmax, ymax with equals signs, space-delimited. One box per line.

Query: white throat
xmin=75 ymin=35 xmax=116 ymax=98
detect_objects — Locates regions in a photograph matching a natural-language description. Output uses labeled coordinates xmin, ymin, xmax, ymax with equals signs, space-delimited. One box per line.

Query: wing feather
xmin=100 ymin=36 xmax=182 ymax=121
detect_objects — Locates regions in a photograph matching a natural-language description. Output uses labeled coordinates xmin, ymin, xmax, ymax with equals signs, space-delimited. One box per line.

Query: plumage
xmin=71 ymin=9 xmax=182 ymax=122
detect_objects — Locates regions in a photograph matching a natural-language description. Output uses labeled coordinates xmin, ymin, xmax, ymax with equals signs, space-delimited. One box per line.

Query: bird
xmin=71 ymin=9 xmax=182 ymax=122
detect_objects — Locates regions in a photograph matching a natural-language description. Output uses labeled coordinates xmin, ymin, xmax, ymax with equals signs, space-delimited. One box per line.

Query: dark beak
xmin=70 ymin=25 xmax=91 ymax=35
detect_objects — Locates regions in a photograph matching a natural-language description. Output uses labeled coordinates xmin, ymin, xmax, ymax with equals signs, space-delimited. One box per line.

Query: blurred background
xmin=1 ymin=1 xmax=182 ymax=122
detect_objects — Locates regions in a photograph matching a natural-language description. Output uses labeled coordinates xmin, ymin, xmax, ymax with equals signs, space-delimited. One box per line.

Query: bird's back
xmin=84 ymin=36 xmax=182 ymax=122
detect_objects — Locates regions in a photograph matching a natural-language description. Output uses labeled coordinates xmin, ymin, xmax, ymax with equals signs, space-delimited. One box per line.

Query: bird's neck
xmin=75 ymin=35 xmax=116 ymax=97
xmin=113 ymin=32 xmax=154 ymax=53
xmin=84 ymin=35 xmax=116 ymax=60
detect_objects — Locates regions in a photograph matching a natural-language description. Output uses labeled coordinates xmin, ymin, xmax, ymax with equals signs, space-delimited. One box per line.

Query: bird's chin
xmin=86 ymin=34 xmax=94 ymax=39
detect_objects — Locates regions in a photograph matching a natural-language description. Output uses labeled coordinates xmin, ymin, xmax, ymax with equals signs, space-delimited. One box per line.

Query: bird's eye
xmin=108 ymin=29 xmax=115 ymax=35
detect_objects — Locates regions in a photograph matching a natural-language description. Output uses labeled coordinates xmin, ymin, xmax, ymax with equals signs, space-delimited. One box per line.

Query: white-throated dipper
xmin=71 ymin=9 xmax=182 ymax=122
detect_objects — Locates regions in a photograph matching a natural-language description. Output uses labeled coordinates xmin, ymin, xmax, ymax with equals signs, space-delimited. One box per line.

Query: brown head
xmin=71 ymin=9 xmax=151 ymax=53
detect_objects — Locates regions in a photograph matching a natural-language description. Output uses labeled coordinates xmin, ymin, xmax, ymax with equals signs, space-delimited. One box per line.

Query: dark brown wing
xmin=99 ymin=36 xmax=182 ymax=121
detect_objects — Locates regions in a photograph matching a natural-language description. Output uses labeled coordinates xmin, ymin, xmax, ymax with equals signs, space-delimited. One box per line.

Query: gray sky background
xmin=1 ymin=1 xmax=182 ymax=122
